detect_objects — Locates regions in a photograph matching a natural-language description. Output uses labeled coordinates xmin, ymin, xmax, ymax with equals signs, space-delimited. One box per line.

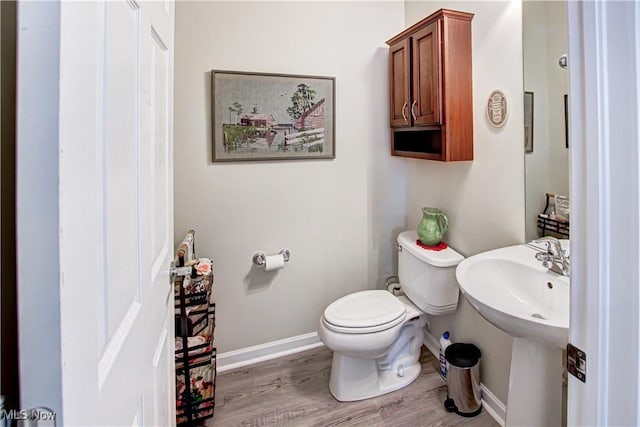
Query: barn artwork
xmin=211 ymin=70 xmax=335 ymax=161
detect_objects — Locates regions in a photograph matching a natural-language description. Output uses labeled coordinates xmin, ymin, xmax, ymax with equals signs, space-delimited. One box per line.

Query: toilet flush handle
xmin=396 ymin=244 xmax=402 ymax=252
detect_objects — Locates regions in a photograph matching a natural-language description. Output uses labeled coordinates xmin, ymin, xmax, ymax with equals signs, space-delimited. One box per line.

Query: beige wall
xmin=523 ymin=1 xmax=551 ymax=241
xmin=545 ymin=2 xmax=569 ymax=200
xmin=524 ymin=1 xmax=569 ymax=241
xmin=175 ymin=0 xmax=527 ymax=406
xmin=404 ymin=1 xmax=525 ymax=404
xmin=174 ymin=1 xmax=407 ymax=353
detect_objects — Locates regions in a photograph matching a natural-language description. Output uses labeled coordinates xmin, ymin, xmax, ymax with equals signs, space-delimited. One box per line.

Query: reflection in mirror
xmin=523 ymin=1 xmax=569 ymax=242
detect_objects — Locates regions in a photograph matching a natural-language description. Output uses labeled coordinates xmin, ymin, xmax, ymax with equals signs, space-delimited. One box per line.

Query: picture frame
xmin=211 ymin=70 xmax=335 ymax=162
xmin=524 ymin=91 xmax=534 ymax=153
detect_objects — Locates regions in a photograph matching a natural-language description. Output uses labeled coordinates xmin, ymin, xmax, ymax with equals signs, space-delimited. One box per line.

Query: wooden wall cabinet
xmin=386 ymin=9 xmax=474 ymax=161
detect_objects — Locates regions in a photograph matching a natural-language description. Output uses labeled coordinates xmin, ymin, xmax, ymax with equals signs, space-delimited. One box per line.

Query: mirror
xmin=523 ymin=1 xmax=569 ymax=242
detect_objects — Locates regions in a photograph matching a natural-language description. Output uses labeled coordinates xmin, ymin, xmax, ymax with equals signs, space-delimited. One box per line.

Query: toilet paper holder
xmin=253 ymin=249 xmax=291 ymax=267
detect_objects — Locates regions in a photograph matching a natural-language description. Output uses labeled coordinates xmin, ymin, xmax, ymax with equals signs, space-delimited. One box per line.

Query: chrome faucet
xmin=534 ymin=236 xmax=570 ymax=276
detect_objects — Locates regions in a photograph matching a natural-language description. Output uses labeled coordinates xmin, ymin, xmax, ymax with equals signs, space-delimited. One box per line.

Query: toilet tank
xmin=397 ymin=230 xmax=464 ymax=315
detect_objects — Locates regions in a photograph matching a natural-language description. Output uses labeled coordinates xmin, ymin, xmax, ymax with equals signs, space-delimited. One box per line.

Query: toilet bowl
xmin=318 ymin=291 xmax=427 ymax=401
xmin=318 ymin=230 xmax=464 ymax=402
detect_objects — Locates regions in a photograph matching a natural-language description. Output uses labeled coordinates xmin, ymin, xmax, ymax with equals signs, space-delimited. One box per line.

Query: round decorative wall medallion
xmin=486 ymin=90 xmax=508 ymax=128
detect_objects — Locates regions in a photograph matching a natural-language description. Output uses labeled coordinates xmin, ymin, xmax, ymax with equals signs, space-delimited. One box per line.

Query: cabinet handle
xmin=411 ymin=100 xmax=417 ymax=121
xmin=402 ymin=102 xmax=408 ymax=124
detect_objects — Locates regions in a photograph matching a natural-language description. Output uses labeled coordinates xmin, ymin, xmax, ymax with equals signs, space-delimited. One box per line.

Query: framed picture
xmin=564 ymin=94 xmax=569 ymax=148
xmin=524 ymin=91 xmax=534 ymax=153
xmin=211 ymin=70 xmax=335 ymax=162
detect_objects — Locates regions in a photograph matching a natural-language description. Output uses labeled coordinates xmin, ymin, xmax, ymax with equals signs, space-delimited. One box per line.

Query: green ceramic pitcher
xmin=417 ymin=207 xmax=449 ymax=246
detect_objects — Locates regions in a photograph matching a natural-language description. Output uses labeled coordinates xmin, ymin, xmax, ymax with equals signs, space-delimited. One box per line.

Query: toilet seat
xmin=322 ymin=290 xmax=407 ymax=334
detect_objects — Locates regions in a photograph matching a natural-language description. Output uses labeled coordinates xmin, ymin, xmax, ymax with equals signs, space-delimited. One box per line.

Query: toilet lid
xmin=323 ymin=290 xmax=407 ymax=331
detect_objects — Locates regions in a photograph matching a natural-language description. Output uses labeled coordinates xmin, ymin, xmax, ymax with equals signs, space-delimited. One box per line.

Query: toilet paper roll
xmin=264 ymin=254 xmax=285 ymax=271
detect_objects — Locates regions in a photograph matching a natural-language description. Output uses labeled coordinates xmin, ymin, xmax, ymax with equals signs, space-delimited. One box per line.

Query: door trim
xmin=568 ymin=1 xmax=640 ymax=425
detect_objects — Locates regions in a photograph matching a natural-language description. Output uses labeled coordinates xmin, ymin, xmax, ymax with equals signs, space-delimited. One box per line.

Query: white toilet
xmin=318 ymin=230 xmax=464 ymax=401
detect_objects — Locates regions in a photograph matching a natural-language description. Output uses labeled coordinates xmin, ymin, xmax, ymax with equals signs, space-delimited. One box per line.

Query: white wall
xmin=174 ymin=1 xmax=406 ymax=353
xmin=523 ymin=1 xmax=569 ymax=241
xmin=404 ymin=1 xmax=525 ymax=405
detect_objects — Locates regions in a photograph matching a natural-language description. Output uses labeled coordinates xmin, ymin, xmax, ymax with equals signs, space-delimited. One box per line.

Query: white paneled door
xmin=58 ymin=1 xmax=175 ymax=425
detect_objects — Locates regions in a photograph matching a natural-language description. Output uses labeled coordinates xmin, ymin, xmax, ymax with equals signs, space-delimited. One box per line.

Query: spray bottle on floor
xmin=439 ymin=331 xmax=452 ymax=380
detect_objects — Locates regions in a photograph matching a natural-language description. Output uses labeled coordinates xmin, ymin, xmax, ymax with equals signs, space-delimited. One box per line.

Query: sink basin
xmin=456 ymin=243 xmax=570 ymax=426
xmin=456 ymin=244 xmax=569 ymax=349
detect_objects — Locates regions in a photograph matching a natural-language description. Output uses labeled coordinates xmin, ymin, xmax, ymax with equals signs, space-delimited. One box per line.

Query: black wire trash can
xmin=444 ymin=343 xmax=482 ymax=417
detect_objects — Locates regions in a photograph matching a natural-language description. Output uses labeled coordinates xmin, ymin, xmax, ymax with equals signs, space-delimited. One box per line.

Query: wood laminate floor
xmin=206 ymin=346 xmax=499 ymax=427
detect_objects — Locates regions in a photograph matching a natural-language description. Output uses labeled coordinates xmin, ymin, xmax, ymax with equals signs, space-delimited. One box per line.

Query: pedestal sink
xmin=456 ymin=242 xmax=569 ymax=427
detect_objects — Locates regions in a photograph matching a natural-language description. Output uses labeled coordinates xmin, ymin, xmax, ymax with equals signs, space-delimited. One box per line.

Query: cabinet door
xmin=412 ymin=20 xmax=442 ymax=125
xmin=389 ymin=38 xmax=411 ymax=127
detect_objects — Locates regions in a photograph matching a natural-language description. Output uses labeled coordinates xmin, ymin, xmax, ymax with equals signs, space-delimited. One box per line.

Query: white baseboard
xmin=423 ymin=328 xmax=441 ymax=357
xmin=423 ymin=329 xmax=506 ymax=426
xmin=480 ymin=384 xmax=507 ymax=427
xmin=217 ymin=332 xmax=324 ymax=373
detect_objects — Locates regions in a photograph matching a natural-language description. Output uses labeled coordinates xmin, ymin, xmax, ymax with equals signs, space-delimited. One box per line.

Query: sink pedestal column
xmin=505 ymin=338 xmax=564 ymax=426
